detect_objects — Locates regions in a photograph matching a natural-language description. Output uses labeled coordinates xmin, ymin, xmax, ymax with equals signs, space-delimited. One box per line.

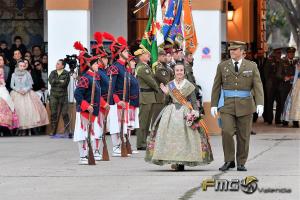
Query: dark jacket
xmin=31 ymin=69 xmax=46 ymax=91
xmin=49 ymin=69 xmax=70 ymax=96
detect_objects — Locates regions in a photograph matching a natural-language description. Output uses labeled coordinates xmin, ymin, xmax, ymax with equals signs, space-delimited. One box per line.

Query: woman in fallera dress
xmin=282 ymin=61 xmax=300 ymax=127
xmin=10 ymin=60 xmax=49 ymax=135
xmin=0 ymin=67 xmax=19 ymax=134
xmin=145 ymin=63 xmax=213 ymax=171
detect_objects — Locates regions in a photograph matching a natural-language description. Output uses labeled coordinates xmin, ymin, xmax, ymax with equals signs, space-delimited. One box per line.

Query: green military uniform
xmin=211 ymin=43 xmax=264 ymax=166
xmin=49 ymin=69 xmax=70 ymax=133
xmin=263 ymin=53 xmax=282 ymax=124
xmin=135 ymin=53 xmax=159 ymax=149
xmin=151 ymin=62 xmax=173 ymax=130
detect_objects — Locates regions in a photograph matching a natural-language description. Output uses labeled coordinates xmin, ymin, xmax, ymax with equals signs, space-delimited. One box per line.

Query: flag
xmin=156 ymin=0 xmax=164 ymax=47
xmin=161 ymin=0 xmax=177 ymax=41
xmin=140 ymin=0 xmax=162 ymax=71
xmin=166 ymin=0 xmax=183 ymax=46
xmin=182 ymin=0 xmax=198 ymax=54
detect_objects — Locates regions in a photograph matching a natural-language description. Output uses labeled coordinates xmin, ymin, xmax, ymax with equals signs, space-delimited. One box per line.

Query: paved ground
xmin=0 ymin=122 xmax=299 ymax=200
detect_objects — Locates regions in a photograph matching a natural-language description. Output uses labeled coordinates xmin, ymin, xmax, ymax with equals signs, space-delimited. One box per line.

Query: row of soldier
xmin=262 ymin=47 xmax=299 ymax=127
xmin=61 ymin=32 xmax=202 ymax=164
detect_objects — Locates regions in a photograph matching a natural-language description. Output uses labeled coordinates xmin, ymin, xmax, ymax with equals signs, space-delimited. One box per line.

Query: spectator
xmin=31 ymin=61 xmax=46 ymax=92
xmin=0 ymin=55 xmax=10 ymax=84
xmin=10 ymin=49 xmax=23 ymax=70
xmin=24 ymin=51 xmax=33 ymax=65
xmin=42 ymin=53 xmax=48 ymax=70
xmin=0 ymin=41 xmax=11 ymax=61
xmin=32 ymin=45 xmax=42 ymax=62
xmin=10 ymin=36 xmax=27 ymax=57
xmin=10 ymin=60 xmax=49 ymax=136
xmin=24 ymin=59 xmax=33 ymax=73
xmin=34 ymin=60 xmax=47 ymax=88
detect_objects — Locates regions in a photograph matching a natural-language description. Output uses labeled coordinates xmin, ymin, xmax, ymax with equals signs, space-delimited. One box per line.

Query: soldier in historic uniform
xmin=91 ymin=32 xmax=111 ymax=157
xmin=135 ymin=48 xmax=159 ymax=150
xmin=151 ymin=48 xmax=173 ymax=130
xmin=264 ymin=48 xmax=282 ymax=124
xmin=126 ymin=55 xmax=140 ymax=153
xmin=211 ymin=41 xmax=264 ymax=171
xmin=103 ymin=32 xmax=130 ymax=156
xmin=277 ymin=47 xmax=297 ymax=126
xmin=73 ymin=57 xmax=107 ymax=164
xmin=48 ymin=59 xmax=71 ymax=137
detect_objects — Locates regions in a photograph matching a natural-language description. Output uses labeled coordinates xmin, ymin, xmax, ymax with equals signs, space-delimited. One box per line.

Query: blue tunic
xmin=74 ymin=70 xmax=101 ymax=116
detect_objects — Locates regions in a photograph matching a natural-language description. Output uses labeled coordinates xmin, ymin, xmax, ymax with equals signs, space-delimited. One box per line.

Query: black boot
xmin=237 ymin=165 xmax=247 ymax=171
xmin=219 ymin=161 xmax=235 ymax=171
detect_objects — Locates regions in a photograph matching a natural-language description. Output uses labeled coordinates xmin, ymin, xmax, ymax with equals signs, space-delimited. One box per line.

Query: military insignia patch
xmin=145 ymin=69 xmax=150 ymax=74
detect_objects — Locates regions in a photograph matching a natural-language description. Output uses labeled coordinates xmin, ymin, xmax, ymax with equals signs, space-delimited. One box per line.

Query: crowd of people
xmin=0 ymin=36 xmax=49 ymax=136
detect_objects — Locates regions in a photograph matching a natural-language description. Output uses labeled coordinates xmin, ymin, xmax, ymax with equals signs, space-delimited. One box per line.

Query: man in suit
xmin=211 ymin=41 xmax=264 ymax=171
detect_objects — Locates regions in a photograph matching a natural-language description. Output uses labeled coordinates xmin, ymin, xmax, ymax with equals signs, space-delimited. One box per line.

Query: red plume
xmin=117 ymin=36 xmax=127 ymax=46
xmin=73 ymin=41 xmax=85 ymax=51
xmin=103 ymin=32 xmax=115 ymax=42
xmin=94 ymin=32 xmax=103 ymax=44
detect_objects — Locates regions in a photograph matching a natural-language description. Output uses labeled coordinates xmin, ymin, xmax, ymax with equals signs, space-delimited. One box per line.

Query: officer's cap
xmin=158 ymin=48 xmax=166 ymax=55
xmin=228 ymin=41 xmax=246 ymax=50
xmin=134 ymin=48 xmax=150 ymax=56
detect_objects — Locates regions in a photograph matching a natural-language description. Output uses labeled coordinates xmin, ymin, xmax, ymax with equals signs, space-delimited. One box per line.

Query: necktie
xmin=234 ymin=61 xmax=239 ymax=73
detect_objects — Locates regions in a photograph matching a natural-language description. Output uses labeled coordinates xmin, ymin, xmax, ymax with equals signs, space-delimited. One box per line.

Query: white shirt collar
xmin=232 ymin=58 xmax=243 ymax=69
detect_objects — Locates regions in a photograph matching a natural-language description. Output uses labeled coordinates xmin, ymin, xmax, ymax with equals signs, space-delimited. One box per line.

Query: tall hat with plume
xmin=103 ymin=32 xmax=128 ymax=60
xmin=73 ymin=41 xmax=92 ymax=72
xmin=92 ymin=32 xmax=108 ymax=58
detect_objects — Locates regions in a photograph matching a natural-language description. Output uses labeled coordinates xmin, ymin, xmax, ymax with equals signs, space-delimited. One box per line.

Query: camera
xmin=64 ymin=54 xmax=78 ymax=74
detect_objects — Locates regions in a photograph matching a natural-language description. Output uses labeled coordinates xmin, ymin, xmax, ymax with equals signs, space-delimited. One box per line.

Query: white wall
xmin=192 ymin=10 xmax=222 ymax=102
xmin=48 ymin=10 xmax=90 ymax=101
xmin=91 ymin=0 xmax=127 ymax=39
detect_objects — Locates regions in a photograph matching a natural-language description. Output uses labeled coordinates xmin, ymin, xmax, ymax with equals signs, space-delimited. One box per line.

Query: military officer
xmin=264 ymin=48 xmax=282 ymax=124
xmin=135 ymin=49 xmax=159 ymax=150
xmin=151 ymin=48 xmax=173 ymax=130
xmin=277 ymin=47 xmax=297 ymax=126
xmin=211 ymin=41 xmax=264 ymax=171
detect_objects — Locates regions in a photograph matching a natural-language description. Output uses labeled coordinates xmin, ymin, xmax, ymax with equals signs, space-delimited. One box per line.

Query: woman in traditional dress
xmin=282 ymin=62 xmax=300 ymax=127
xmin=145 ymin=63 xmax=213 ymax=171
xmin=10 ymin=60 xmax=49 ymax=136
xmin=0 ymin=66 xmax=19 ymax=136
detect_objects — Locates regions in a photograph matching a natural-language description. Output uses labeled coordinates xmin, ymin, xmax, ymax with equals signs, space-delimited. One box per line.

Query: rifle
xmin=101 ymin=74 xmax=112 ymax=161
xmin=119 ymin=72 xmax=128 ymax=157
xmin=125 ymin=74 xmax=132 ymax=154
xmin=87 ymin=70 xmax=96 ymax=165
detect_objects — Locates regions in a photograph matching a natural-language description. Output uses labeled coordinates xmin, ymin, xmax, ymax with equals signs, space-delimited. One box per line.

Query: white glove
xmin=210 ymin=107 xmax=218 ymax=118
xmin=256 ymin=105 xmax=264 ymax=117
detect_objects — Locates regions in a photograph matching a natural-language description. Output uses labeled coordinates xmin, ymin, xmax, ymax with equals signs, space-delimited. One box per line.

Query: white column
xmin=47 ymin=10 xmax=90 ymax=101
xmin=192 ymin=10 xmax=223 ymax=133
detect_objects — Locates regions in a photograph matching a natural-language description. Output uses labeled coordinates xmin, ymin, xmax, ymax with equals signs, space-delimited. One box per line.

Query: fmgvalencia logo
xmin=240 ymin=176 xmax=258 ymax=194
xmin=201 ymin=176 xmax=292 ymax=194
